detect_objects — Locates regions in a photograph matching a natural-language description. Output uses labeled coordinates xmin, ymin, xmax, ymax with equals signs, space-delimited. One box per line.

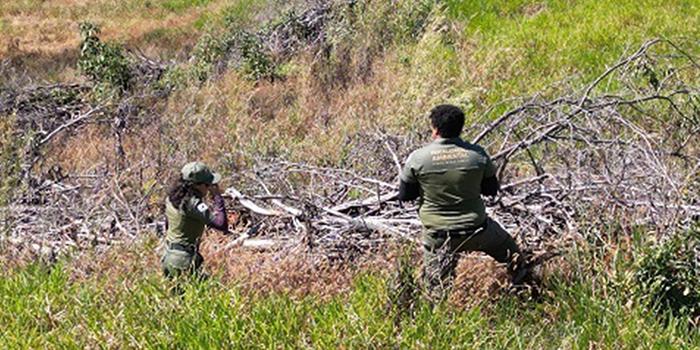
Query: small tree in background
xmin=78 ymin=22 xmax=132 ymax=93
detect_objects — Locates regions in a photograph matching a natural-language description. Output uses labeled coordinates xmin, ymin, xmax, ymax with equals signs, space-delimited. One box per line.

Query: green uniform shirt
xmin=401 ymin=137 xmax=496 ymax=232
xmin=165 ymin=195 xmax=218 ymax=246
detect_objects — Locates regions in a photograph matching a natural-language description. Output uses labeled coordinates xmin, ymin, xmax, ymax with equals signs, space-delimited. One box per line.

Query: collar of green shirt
xmin=433 ymin=137 xmax=463 ymax=145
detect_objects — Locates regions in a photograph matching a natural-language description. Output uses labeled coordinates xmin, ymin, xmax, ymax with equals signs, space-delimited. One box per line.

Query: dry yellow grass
xmin=0 ymin=0 xmax=230 ymax=60
xmin=31 ymin=22 xmax=486 ymax=180
xmin=54 ymin=234 xmax=537 ymax=305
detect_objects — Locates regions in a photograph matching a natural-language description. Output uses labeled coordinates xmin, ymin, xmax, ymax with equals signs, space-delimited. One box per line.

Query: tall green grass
xmin=1 ymin=248 xmax=698 ymax=349
xmin=443 ymin=0 xmax=700 ymax=105
xmin=2 ymin=1 xmax=699 ymax=348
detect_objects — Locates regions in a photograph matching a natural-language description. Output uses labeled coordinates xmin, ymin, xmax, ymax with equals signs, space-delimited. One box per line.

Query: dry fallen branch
xmin=2 ymin=39 xmax=698 ymax=265
xmin=213 ymin=39 xmax=699 ymax=260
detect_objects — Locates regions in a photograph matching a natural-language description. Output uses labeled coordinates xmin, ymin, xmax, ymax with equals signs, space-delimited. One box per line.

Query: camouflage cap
xmin=181 ymin=161 xmax=221 ymax=185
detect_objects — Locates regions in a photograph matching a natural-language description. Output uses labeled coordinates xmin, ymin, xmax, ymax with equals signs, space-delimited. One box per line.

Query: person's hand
xmin=209 ymin=184 xmax=221 ymax=196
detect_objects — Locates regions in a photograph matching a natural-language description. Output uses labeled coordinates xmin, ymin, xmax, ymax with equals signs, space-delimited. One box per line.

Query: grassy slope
xmin=225 ymin=0 xmax=700 ymax=161
xmin=440 ymin=0 xmax=700 ymax=114
xmin=5 ymin=0 xmax=698 ymax=170
xmin=2 ymin=0 xmax=699 ymax=348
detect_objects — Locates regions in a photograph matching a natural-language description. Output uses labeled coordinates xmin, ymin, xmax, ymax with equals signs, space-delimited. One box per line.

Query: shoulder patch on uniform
xmin=196 ymin=203 xmax=209 ymax=213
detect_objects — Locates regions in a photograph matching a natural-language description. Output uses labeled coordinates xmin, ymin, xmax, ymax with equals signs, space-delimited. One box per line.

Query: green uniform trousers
xmin=161 ymin=244 xmax=204 ymax=279
xmin=421 ymin=217 xmax=523 ymax=300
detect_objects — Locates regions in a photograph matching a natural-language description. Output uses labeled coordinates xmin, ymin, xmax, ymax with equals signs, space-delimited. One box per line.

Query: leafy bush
xmin=390 ymin=0 xmax=438 ymax=42
xmin=190 ymin=31 xmax=232 ymax=81
xmin=77 ymin=22 xmax=132 ymax=93
xmin=636 ymin=225 xmax=700 ymax=318
xmin=177 ymin=28 xmax=276 ymax=84
xmin=237 ymin=31 xmax=276 ymax=81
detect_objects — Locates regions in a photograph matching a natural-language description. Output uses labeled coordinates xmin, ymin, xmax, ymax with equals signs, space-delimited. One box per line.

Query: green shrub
xmin=391 ymin=0 xmax=438 ymax=42
xmin=237 ymin=31 xmax=276 ymax=81
xmin=636 ymin=225 xmax=700 ymax=318
xmin=221 ymin=0 xmax=258 ymax=29
xmin=183 ymin=28 xmax=276 ymax=83
xmin=77 ymin=22 xmax=132 ymax=93
xmin=190 ymin=31 xmax=232 ymax=81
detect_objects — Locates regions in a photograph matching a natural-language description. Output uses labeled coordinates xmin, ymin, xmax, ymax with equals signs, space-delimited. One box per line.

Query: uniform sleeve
xmin=398 ymin=179 xmax=420 ymax=201
xmin=400 ymin=152 xmax=418 ymax=183
xmin=208 ymin=194 xmax=229 ymax=233
xmin=481 ymin=148 xmax=497 ymax=179
xmin=484 ymin=157 xmax=496 ymax=178
xmin=184 ymin=196 xmax=229 ymax=233
xmin=184 ymin=197 xmax=216 ymax=224
xmin=481 ymin=176 xmax=500 ymax=196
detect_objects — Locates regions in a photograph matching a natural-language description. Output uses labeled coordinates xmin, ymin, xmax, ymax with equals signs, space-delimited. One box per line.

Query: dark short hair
xmin=430 ymin=104 xmax=464 ymax=138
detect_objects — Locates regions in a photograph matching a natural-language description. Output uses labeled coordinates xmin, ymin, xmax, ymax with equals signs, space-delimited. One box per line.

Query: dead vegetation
xmin=2 ymin=39 xmax=697 ymax=284
xmin=0 ymin=0 xmax=698 ymax=305
xmin=207 ymin=39 xmax=699 ymax=265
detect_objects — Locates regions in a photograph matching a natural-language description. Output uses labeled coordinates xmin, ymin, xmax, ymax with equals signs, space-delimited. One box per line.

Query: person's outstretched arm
xmin=398 ymin=152 xmax=420 ymax=202
xmin=398 ymin=179 xmax=420 ymax=201
xmin=480 ymin=150 xmax=499 ymax=196
xmin=186 ymin=185 xmax=230 ymax=234
xmin=481 ymin=176 xmax=500 ymax=196
xmin=207 ymin=185 xmax=229 ymax=233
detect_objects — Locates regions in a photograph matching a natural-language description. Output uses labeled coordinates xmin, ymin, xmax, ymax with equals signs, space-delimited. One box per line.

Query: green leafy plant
xmin=189 ymin=31 xmax=231 ymax=81
xmin=387 ymin=243 xmax=419 ymax=323
xmin=78 ymin=22 xmax=132 ymax=93
xmin=237 ymin=31 xmax=276 ymax=81
xmin=636 ymin=225 xmax=700 ymax=318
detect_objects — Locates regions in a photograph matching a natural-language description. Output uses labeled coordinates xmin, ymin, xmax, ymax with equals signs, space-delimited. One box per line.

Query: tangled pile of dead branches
xmin=218 ymin=39 xmax=700 ymax=260
xmin=1 ymin=39 xmax=698 ymax=263
xmin=263 ymin=1 xmax=333 ymax=59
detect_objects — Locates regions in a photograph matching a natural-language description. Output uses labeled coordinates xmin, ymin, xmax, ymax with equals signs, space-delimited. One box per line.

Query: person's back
xmin=402 ymin=137 xmax=495 ymax=232
xmin=165 ymin=195 xmax=210 ymax=246
xmin=399 ymin=104 xmax=528 ymax=301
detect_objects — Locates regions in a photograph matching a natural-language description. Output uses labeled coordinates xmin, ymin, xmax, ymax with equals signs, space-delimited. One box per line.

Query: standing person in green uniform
xmin=162 ymin=161 xmax=229 ymax=279
xmin=398 ymin=104 xmax=530 ymax=300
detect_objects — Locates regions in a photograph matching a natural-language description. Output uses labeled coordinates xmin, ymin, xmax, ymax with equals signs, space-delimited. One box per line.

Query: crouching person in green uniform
xmin=398 ymin=104 xmax=530 ymax=301
xmin=162 ymin=161 xmax=229 ymax=279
